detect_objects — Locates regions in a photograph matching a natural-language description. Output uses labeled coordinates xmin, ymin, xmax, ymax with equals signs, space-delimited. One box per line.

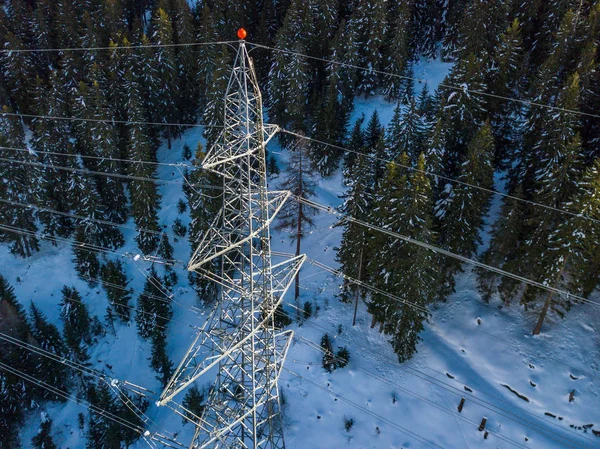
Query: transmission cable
xmin=282 ymin=365 xmax=447 ymax=449
xmin=0 ymin=39 xmax=239 ymax=53
xmin=290 ymin=334 xmax=533 ymax=449
xmin=248 ymin=41 xmax=600 ymax=121
xmin=292 ymin=195 xmax=600 ymax=309
xmin=282 ymin=130 xmax=600 ymax=226
xmin=284 ymin=303 xmax=593 ymax=448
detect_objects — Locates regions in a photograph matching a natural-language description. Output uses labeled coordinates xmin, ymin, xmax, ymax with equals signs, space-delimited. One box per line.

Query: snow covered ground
xmin=3 ymin=59 xmax=600 ymax=449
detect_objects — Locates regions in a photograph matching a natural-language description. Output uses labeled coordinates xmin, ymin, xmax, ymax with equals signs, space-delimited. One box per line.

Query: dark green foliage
xmin=100 ymin=260 xmax=132 ymax=322
xmin=31 ymin=413 xmax=57 ymax=449
xmin=302 ymin=301 xmax=313 ymax=321
xmin=173 ymin=218 xmax=187 ymax=237
xmin=336 ymin=347 xmax=350 ymax=369
xmin=60 ymin=286 xmax=92 ymax=362
xmin=86 ymin=382 xmax=148 ymax=449
xmin=320 ymin=333 xmax=336 ymax=373
xmin=181 ymin=385 xmax=205 ymax=424
xmin=274 ymin=304 xmax=292 ymax=330
xmin=177 ymin=199 xmax=187 ymax=214
xmin=182 ymin=144 xmax=192 ymax=160
xmin=29 ymin=302 xmax=70 ymax=398
xmin=150 ymin=329 xmax=173 ymax=388
xmin=344 ymin=417 xmax=355 ymax=432
xmin=135 ymin=266 xmax=172 ymax=339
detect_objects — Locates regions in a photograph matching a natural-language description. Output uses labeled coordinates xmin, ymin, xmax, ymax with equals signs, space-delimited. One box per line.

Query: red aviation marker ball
xmin=237 ymin=28 xmax=247 ymax=40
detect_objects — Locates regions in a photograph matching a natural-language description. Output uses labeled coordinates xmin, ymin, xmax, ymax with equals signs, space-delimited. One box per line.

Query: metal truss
xmin=158 ymin=41 xmax=304 ymax=449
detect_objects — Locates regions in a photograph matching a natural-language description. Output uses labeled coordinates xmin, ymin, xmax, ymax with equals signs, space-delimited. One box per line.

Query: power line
xmin=284 ymin=303 xmax=593 ymax=449
xmin=282 ymin=130 xmax=600 ymax=226
xmin=290 ymin=335 xmax=532 ymax=449
xmin=0 ymin=39 xmax=239 ymax=54
xmin=0 ymin=361 xmax=147 ymax=438
xmin=0 ymin=145 xmax=192 ymax=168
xmin=293 ymin=196 xmax=600 ymax=309
xmin=293 ymin=254 xmax=600 ymax=382
xmin=0 ymin=154 xmax=221 ymax=190
xmin=0 ymin=110 xmax=222 ymax=128
xmin=248 ymin=42 xmax=600 ymax=121
xmin=0 ymin=222 xmax=181 ymax=265
xmin=282 ymin=366 xmax=447 ymax=449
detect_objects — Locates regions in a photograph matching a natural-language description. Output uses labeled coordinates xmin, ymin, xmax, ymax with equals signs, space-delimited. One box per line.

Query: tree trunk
xmin=532 ymin=257 xmax=568 ymax=335
xmin=352 ymin=246 xmax=364 ymax=326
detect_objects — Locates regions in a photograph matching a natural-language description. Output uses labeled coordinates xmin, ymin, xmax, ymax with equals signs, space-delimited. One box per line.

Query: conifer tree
xmin=436 ymin=53 xmax=489 ymax=175
xmin=100 ymin=260 xmax=132 ymax=322
xmin=60 ymin=286 xmax=92 ymax=363
xmin=343 ymin=115 xmax=366 ymax=176
xmin=276 ymin=137 xmax=317 ymax=301
xmin=136 ymin=266 xmax=173 ymax=339
xmin=0 ymin=110 xmax=40 ymax=257
xmin=150 ymin=328 xmax=173 ymax=388
xmin=148 ymin=7 xmax=180 ymax=148
xmin=202 ymin=45 xmax=231 ymax=149
xmin=124 ymin=65 xmax=162 ymax=254
xmin=186 ymin=144 xmax=221 ymax=301
xmin=0 ymin=31 xmax=35 ymax=114
xmin=382 ymin=1 xmax=411 ymax=100
xmin=435 ymin=123 xmax=495 ymax=301
xmin=31 ymin=412 xmax=57 ymax=449
xmin=368 ymin=154 xmax=438 ymax=361
xmin=386 ymin=98 xmax=427 ymax=162
xmin=320 ymin=333 xmax=336 ymax=373
xmin=364 ymin=111 xmax=387 ymax=190
xmin=351 ymin=0 xmax=387 ymax=96
xmin=476 ymin=186 xmax=528 ymax=303
xmin=29 ymin=302 xmax=70 ymax=398
xmin=181 ymin=385 xmax=205 ymax=424
xmin=0 ymin=274 xmax=34 ymax=448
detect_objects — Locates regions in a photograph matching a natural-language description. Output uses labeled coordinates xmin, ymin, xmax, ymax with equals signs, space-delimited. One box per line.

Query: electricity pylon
xmin=158 ymin=38 xmax=304 ymax=449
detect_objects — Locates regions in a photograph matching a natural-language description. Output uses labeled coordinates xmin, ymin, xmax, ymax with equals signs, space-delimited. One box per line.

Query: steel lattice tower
xmin=158 ymin=40 xmax=304 ymax=449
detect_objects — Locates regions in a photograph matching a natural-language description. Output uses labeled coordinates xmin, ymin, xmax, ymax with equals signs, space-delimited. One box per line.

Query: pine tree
xmin=100 ymin=260 xmax=132 ymax=322
xmin=135 ymin=267 xmax=173 ymax=339
xmin=435 ymin=123 xmax=495 ymax=301
xmin=364 ymin=111 xmax=387 ymax=190
xmin=489 ymin=19 xmax=526 ymax=168
xmin=29 ymin=302 xmax=70 ymax=398
xmin=351 ymin=0 xmax=387 ymax=96
xmin=436 ymin=52 xmax=489 ymax=175
xmin=343 ymin=115 xmax=366 ymax=177
xmin=476 ymin=186 xmax=528 ymax=303
xmin=149 ymin=7 xmax=180 ymax=147
xmin=320 ymin=333 xmax=336 ymax=373
xmin=276 ymin=137 xmax=317 ymax=301
xmin=0 ymin=31 xmax=35 ymax=114
xmin=186 ymin=144 xmax=221 ymax=301
xmin=386 ymin=98 xmax=428 ymax=162
xmin=31 ymin=412 xmax=57 ymax=449
xmin=60 ymin=286 xmax=92 ymax=363
xmin=150 ymin=328 xmax=173 ymax=388
xmin=202 ymin=45 xmax=231 ymax=149
xmin=382 ymin=1 xmax=411 ymax=100
xmin=0 ymin=273 xmax=33 ymax=449
xmin=337 ymin=126 xmax=376 ymax=304
xmin=124 ymin=62 xmax=162 ymax=254
xmin=0 ymin=109 xmax=40 ymax=257
xmin=181 ymin=385 xmax=205 ymax=424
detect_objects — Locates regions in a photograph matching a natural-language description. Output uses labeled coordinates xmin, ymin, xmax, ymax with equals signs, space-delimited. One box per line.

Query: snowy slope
xmin=3 ymin=59 xmax=600 ymax=449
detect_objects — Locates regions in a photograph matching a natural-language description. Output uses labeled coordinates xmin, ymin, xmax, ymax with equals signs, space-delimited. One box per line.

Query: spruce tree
xmin=100 ymin=260 xmax=132 ymax=322
xmin=320 ymin=333 xmax=336 ymax=373
xmin=124 ymin=63 xmax=162 ymax=254
xmin=150 ymin=328 xmax=173 ymax=388
xmin=181 ymin=385 xmax=205 ymax=423
xmin=351 ymin=0 xmax=387 ymax=96
xmin=435 ymin=123 xmax=495 ymax=301
xmin=276 ymin=137 xmax=317 ymax=301
xmin=136 ymin=266 xmax=173 ymax=339
xmin=386 ymin=98 xmax=428 ymax=163
xmin=31 ymin=412 xmax=57 ymax=449
xmin=0 ymin=109 xmax=40 ymax=257
xmin=60 ymin=286 xmax=92 ymax=363
xmin=29 ymin=302 xmax=70 ymax=399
